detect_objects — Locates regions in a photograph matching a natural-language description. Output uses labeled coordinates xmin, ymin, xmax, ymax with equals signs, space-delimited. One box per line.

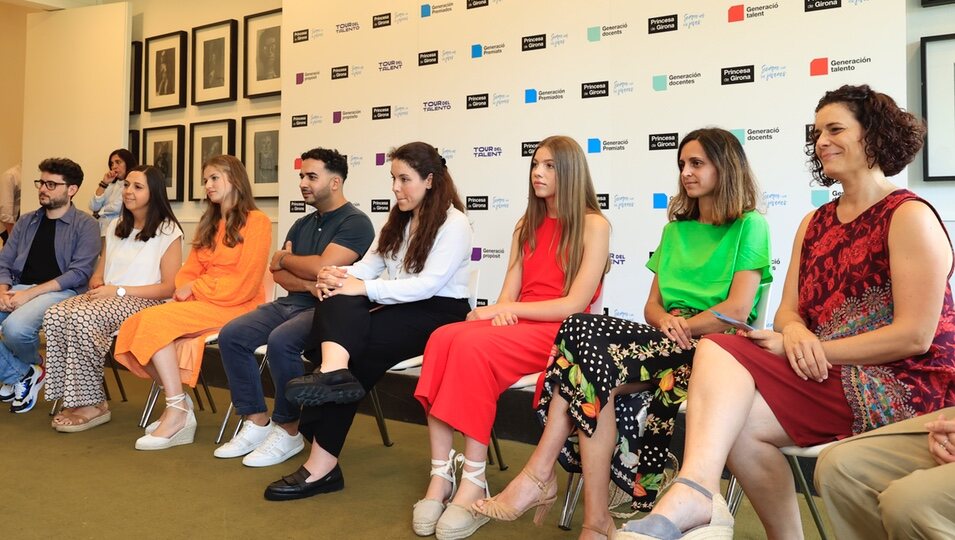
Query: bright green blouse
xmin=646 ymin=210 xmax=772 ymax=322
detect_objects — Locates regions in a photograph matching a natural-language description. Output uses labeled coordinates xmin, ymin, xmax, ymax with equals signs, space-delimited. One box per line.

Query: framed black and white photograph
xmin=145 ymin=30 xmax=187 ymax=112
xmin=241 ymin=113 xmax=280 ymax=198
xmin=189 ymin=119 xmax=235 ymax=201
xmin=128 ymin=130 xmax=140 ymax=162
xmin=143 ymin=124 xmax=185 ymax=202
xmin=244 ymin=8 xmax=282 ymax=99
xmin=921 ymin=33 xmax=955 ymax=181
xmin=130 ymin=41 xmax=142 ymax=115
xmin=192 ymin=19 xmax=237 ymax=106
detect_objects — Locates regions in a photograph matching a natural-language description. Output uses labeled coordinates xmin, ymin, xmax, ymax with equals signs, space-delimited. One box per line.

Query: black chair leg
xmin=369 ymin=388 xmax=393 ymax=447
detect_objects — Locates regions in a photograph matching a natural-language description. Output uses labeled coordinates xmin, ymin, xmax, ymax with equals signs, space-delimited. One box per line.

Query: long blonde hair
xmin=194 ymin=155 xmax=258 ymax=250
xmin=517 ymin=136 xmax=604 ymax=294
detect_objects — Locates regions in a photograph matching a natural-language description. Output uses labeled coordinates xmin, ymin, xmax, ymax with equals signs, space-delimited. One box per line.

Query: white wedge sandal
xmin=435 ymin=458 xmax=491 ymax=540
xmin=413 ymin=449 xmax=463 ymax=536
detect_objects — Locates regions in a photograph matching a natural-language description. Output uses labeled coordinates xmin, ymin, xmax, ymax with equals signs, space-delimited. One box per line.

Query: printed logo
xmin=610 ymin=252 xmax=627 ymax=266
xmin=551 ymin=33 xmax=568 ymax=47
xmin=729 ymin=3 xmax=780 ymax=22
xmin=612 ymin=309 xmax=637 ymax=321
xmin=418 ymin=50 xmax=439 ymax=66
xmin=477 ymin=247 xmax=505 ymax=260
xmin=372 ymin=106 xmax=392 ymax=120
xmin=491 ymin=196 xmax=510 ymax=210
xmin=422 ymin=99 xmax=452 ymax=112
xmin=730 ymin=129 xmax=746 ymax=145
xmin=296 ymin=71 xmax=320 ymax=85
xmin=805 ymin=0 xmax=842 ymax=11
xmin=467 ymin=93 xmax=489 ymax=109
xmin=376 ymin=153 xmax=387 ymax=166
xmin=332 ymin=110 xmax=361 ymax=124
xmin=805 ymin=124 xmax=816 ymax=143
xmin=492 ymin=93 xmax=510 ymax=107
xmin=379 ymin=60 xmax=403 ymax=71
xmin=525 ymin=88 xmax=566 ymax=103
xmin=290 ymin=201 xmax=307 ymax=213
xmin=421 ymin=3 xmax=454 ymax=17
xmin=291 ymin=114 xmax=308 ymax=128
xmin=810 ymin=56 xmax=872 ymax=76
xmin=763 ymin=192 xmax=788 ymax=208
xmin=472 ymin=42 xmax=505 ymax=58
xmin=442 ymin=49 xmax=457 ymax=63
xmin=588 ymin=138 xmax=629 ymax=153
xmin=473 ymin=145 xmax=502 ymax=157
xmin=684 ymin=13 xmax=705 ymax=29
xmin=335 ymin=21 xmax=360 ymax=33
xmin=467 ymin=0 xmax=489 ymax=8
xmin=613 ymin=81 xmax=635 ymax=96
xmin=720 ymin=65 xmax=755 ymax=85
xmin=309 ymin=114 xmax=324 ymax=125
xmin=371 ymin=199 xmax=391 ymax=212
xmin=587 ymin=23 xmax=629 ymax=41
xmin=613 ymin=195 xmax=636 ymax=209
xmin=522 ymin=34 xmax=546 ymax=51
xmin=581 ymin=81 xmax=609 ymax=98
xmin=349 ymin=155 xmax=363 ymax=168
xmin=292 ymin=29 xmax=310 ymax=43
xmin=652 ymin=193 xmax=669 ymax=209
xmin=372 ymin=13 xmax=392 ymax=28
xmin=597 ymin=193 xmax=610 ymax=210
xmin=521 ymin=141 xmax=540 ymax=157
xmin=648 ymin=14 xmax=678 ymax=34
xmin=466 ymin=196 xmax=489 ymax=210
xmin=331 ymin=66 xmax=349 ymax=80
xmin=440 ymin=148 xmax=456 ymax=163
xmin=653 ymin=72 xmax=702 ymax=91
xmin=649 ymin=133 xmax=679 ymax=150
xmin=760 ymin=64 xmax=786 ymax=81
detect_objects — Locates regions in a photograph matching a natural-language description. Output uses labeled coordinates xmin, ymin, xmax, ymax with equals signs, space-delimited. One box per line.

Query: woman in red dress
xmin=412 ymin=135 xmax=610 ymax=540
xmin=619 ymin=85 xmax=955 ymax=539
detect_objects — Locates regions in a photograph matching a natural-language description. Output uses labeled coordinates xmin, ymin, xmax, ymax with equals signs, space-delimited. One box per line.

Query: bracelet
xmin=98 ymin=182 xmax=109 ymax=189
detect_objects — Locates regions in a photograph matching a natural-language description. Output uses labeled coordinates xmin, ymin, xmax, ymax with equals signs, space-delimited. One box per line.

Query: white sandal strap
xmin=461 ymin=458 xmax=489 ymax=497
xmin=165 ymin=393 xmax=190 ymax=413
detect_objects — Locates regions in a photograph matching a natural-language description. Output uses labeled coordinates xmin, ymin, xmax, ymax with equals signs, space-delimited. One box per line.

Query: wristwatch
xmin=116 ymin=287 xmax=126 ymax=297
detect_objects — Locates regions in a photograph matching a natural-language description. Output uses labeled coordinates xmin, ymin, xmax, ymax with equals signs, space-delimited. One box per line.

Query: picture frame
xmin=130 ymin=41 xmax=142 ymax=115
xmin=921 ymin=33 xmax=955 ymax=181
xmin=143 ymin=125 xmax=185 ymax=202
xmin=145 ymin=30 xmax=187 ymax=112
xmin=128 ymin=130 xmax=140 ymax=162
xmin=189 ymin=119 xmax=236 ymax=201
xmin=244 ymin=8 xmax=282 ymax=99
xmin=192 ymin=19 xmax=238 ymax=106
xmin=241 ymin=113 xmax=280 ymax=198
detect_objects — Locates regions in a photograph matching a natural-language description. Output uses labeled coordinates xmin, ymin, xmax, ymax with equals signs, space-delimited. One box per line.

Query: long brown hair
xmin=668 ymin=128 xmax=759 ymax=225
xmin=376 ymin=142 xmax=464 ymax=274
xmin=518 ymin=136 xmax=604 ymax=294
xmin=114 ymin=165 xmax=182 ymax=241
xmin=193 ymin=155 xmax=258 ymax=250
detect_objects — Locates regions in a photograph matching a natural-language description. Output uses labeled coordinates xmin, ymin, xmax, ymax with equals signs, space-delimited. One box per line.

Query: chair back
xmin=589 ymin=286 xmax=605 ymax=315
xmin=752 ymin=282 xmax=773 ymax=330
xmin=262 ymin=266 xmax=277 ymax=303
xmin=467 ymin=267 xmax=480 ymax=310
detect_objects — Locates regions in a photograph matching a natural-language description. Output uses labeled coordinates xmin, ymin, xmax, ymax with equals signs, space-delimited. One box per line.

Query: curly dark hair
xmin=301 ymin=147 xmax=348 ymax=181
xmin=806 ymin=84 xmax=926 ymax=186
xmin=38 ymin=157 xmax=84 ymax=187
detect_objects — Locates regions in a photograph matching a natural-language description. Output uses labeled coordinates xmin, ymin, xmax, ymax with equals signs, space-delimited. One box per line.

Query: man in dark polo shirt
xmin=215 ymin=147 xmax=374 ymax=467
xmin=0 ymin=158 xmax=99 ymax=413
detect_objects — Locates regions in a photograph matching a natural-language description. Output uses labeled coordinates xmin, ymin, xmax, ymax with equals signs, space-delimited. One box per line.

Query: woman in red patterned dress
xmin=412 ymin=135 xmax=610 ymax=540
xmin=619 ymin=85 xmax=955 ymax=540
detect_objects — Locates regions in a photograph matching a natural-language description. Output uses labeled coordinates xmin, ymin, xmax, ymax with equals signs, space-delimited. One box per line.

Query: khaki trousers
xmin=814 ymin=407 xmax=955 ymax=539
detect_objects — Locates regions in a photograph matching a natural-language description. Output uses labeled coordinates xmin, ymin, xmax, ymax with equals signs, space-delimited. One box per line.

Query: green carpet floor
xmin=1 ymin=372 xmax=830 ymax=539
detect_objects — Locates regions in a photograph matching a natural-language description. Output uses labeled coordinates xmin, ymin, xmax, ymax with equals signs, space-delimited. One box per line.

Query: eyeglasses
xmin=34 ymin=179 xmax=68 ymax=190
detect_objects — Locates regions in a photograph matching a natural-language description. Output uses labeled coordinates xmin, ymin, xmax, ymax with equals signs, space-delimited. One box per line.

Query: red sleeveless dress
xmin=709 ymin=190 xmax=955 ymax=445
xmin=415 ymin=217 xmax=597 ymax=446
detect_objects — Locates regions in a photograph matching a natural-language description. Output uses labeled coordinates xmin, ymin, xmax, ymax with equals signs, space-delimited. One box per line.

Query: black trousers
xmin=298 ymin=294 xmax=470 ymax=457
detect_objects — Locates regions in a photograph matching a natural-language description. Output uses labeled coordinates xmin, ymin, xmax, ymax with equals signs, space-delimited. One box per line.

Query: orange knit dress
xmin=114 ymin=210 xmax=271 ymax=387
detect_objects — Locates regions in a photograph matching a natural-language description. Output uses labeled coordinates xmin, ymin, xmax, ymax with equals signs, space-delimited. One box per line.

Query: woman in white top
xmin=264 ymin=142 xmax=472 ymax=502
xmin=89 ymin=149 xmax=138 ymax=238
xmin=45 ymin=165 xmax=183 ymax=431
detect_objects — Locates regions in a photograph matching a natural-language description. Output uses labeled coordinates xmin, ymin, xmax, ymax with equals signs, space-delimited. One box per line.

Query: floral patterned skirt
xmin=536 ymin=313 xmax=694 ymax=511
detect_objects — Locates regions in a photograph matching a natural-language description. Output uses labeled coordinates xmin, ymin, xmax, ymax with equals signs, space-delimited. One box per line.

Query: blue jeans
xmin=218 ymin=302 xmax=313 ymax=424
xmin=0 ymin=285 xmax=77 ymax=384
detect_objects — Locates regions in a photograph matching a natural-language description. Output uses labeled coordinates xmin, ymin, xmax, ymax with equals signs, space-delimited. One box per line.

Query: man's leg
xmin=0 ymin=286 xmax=76 ymax=383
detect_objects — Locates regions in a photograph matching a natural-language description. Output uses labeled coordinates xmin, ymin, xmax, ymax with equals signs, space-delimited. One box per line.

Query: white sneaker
xmin=0 ymin=383 xmax=15 ymax=403
xmin=213 ymin=419 xmax=272 ymax=459
xmin=242 ymin=424 xmax=305 ymax=467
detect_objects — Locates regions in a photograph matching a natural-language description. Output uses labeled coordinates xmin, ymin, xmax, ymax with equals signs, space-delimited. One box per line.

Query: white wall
xmin=906 ymin=0 xmax=955 ymax=219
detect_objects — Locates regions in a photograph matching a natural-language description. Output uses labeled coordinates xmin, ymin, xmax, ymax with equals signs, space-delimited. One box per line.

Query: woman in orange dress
xmin=115 ymin=155 xmax=271 ymax=451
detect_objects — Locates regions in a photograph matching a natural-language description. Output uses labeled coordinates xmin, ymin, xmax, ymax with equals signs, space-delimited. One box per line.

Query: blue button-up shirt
xmin=0 ymin=203 xmax=100 ymax=293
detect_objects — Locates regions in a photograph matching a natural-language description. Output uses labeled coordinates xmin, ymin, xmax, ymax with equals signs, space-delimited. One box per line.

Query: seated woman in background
xmin=44 ymin=165 xmax=182 ymax=432
xmin=473 ymin=128 xmax=771 ymax=540
xmin=618 ymin=85 xmax=955 ymax=540
xmin=271 ymin=142 xmax=472 ymax=501
xmin=90 ymin=149 xmax=137 ymax=239
xmin=412 ymin=135 xmax=611 ymax=540
xmin=115 ymin=155 xmax=271 ymax=451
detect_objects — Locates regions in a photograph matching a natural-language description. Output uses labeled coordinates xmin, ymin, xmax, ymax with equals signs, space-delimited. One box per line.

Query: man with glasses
xmin=0 ymin=158 xmax=99 ymax=413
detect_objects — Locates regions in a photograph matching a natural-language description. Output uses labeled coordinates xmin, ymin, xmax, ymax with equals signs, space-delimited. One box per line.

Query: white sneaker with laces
xmin=0 ymin=383 xmax=15 ymax=403
xmin=213 ymin=419 xmax=272 ymax=459
xmin=242 ymin=423 xmax=305 ymax=467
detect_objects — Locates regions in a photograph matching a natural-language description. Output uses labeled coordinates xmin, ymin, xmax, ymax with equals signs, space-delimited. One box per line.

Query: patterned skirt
xmin=536 ymin=313 xmax=694 ymax=511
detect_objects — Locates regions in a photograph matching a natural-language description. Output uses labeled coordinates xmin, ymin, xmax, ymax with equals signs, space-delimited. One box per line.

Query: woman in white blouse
xmin=44 ymin=165 xmax=182 ymax=431
xmin=264 ymin=142 xmax=472 ymax=502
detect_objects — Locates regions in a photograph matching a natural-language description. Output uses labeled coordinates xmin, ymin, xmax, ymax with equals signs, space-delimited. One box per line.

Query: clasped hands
xmin=926 ymin=413 xmax=955 ymax=466
xmin=314 ymin=266 xmax=363 ymax=300
xmin=466 ymin=304 xmax=518 ymax=326
xmin=742 ymin=323 xmax=831 ymax=383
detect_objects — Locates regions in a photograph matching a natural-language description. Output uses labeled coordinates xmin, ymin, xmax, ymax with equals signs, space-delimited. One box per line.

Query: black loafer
xmin=285 ymin=369 xmax=366 ymax=407
xmin=264 ymin=464 xmax=345 ymax=501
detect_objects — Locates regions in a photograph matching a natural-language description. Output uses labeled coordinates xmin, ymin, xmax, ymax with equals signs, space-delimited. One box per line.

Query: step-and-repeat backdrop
xmin=278 ymin=0 xmax=904 ymax=321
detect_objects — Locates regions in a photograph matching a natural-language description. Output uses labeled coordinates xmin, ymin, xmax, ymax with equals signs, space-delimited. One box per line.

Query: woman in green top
xmin=473 ymin=128 xmax=772 ymax=538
